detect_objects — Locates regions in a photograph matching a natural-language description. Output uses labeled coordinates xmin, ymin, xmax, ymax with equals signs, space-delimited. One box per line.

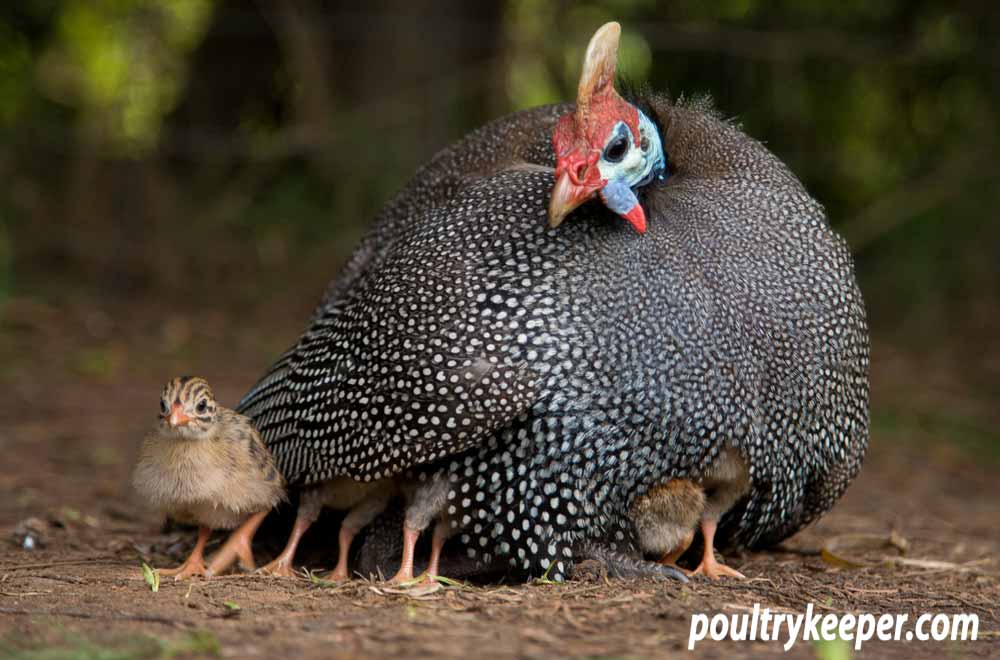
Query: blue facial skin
xmin=596 ymin=109 xmax=667 ymax=214
xmin=600 ymin=178 xmax=640 ymax=216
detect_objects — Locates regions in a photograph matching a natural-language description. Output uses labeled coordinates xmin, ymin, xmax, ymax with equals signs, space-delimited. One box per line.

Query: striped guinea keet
xmin=159 ymin=376 xmax=219 ymax=439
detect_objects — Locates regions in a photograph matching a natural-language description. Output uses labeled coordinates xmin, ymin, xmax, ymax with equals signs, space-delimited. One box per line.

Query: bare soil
xmin=1 ymin=297 xmax=998 ymax=659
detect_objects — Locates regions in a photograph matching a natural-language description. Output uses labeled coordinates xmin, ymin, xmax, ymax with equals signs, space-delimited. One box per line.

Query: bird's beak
xmin=548 ymin=172 xmax=600 ymax=229
xmin=169 ymin=404 xmax=190 ymax=427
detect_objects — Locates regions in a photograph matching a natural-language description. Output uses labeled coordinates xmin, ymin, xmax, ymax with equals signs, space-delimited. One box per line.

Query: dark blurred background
xmin=0 ymin=0 xmax=997 ymax=464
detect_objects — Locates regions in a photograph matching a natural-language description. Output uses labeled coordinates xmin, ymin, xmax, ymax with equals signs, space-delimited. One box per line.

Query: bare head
xmin=549 ymin=22 xmax=666 ymax=233
xmin=158 ymin=376 xmax=218 ymax=438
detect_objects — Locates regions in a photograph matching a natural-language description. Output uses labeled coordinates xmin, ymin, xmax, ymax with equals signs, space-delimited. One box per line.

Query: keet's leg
xmin=206 ymin=510 xmax=269 ymax=577
xmin=160 ymin=526 xmax=210 ymax=580
xmin=259 ymin=505 xmax=319 ymax=578
xmin=389 ymin=525 xmax=421 ymax=583
xmin=424 ymin=520 xmax=449 ymax=579
xmin=331 ymin=488 xmax=392 ymax=581
xmin=692 ymin=518 xmax=745 ymax=580
xmin=658 ymin=528 xmax=695 ymax=568
xmin=330 ymin=524 xmax=358 ymax=581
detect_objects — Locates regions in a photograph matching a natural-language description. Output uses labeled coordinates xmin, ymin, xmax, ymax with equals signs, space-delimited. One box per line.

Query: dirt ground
xmin=0 ymin=297 xmax=998 ymax=659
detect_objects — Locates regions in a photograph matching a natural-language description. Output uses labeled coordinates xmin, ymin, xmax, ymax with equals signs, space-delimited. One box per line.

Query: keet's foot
xmin=692 ymin=553 xmax=745 ymax=580
xmin=259 ymin=556 xmax=298 ymax=578
xmin=389 ymin=566 xmax=414 ymax=583
xmin=205 ymin=536 xmax=255 ymax=577
xmin=692 ymin=517 xmax=744 ymax=580
xmin=161 ymin=526 xmax=211 ymax=580
xmin=204 ymin=511 xmax=268 ymax=577
xmin=328 ymin=566 xmax=350 ymax=581
xmin=159 ymin=556 xmax=207 ymax=581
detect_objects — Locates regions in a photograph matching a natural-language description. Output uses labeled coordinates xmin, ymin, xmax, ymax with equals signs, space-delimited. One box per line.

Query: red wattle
xmin=621 ymin=203 xmax=647 ymax=234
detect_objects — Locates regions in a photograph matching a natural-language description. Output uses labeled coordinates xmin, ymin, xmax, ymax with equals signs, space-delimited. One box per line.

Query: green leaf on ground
xmin=141 ymin=562 xmax=159 ymax=593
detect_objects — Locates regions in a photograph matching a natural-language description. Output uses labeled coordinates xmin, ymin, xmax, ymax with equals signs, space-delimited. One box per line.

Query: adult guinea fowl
xmin=237 ymin=21 xmax=869 ymax=582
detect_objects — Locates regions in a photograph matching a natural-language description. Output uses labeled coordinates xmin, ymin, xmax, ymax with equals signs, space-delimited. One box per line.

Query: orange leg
xmin=389 ymin=525 xmax=421 ymax=583
xmin=159 ymin=526 xmax=210 ymax=580
xmin=424 ymin=522 xmax=448 ymax=580
xmin=692 ymin=518 xmax=745 ymax=580
xmin=329 ymin=524 xmax=358 ymax=581
xmin=260 ymin=509 xmax=316 ymax=578
xmin=658 ymin=528 xmax=695 ymax=569
xmin=204 ymin=511 xmax=268 ymax=578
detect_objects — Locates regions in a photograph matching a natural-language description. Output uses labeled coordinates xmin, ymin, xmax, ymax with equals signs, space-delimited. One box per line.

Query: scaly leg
xmin=259 ymin=506 xmax=318 ymax=578
xmin=329 ymin=525 xmax=358 ymax=581
xmin=658 ymin=528 xmax=696 ymax=569
xmin=159 ymin=526 xmax=210 ymax=580
xmin=692 ymin=518 xmax=745 ymax=580
xmin=331 ymin=486 xmax=391 ymax=581
xmin=205 ymin=511 xmax=268 ymax=577
xmin=424 ymin=521 xmax=448 ymax=580
xmin=389 ymin=525 xmax=421 ymax=583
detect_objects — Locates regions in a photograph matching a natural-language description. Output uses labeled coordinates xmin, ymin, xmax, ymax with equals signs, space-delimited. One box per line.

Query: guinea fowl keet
xmin=630 ymin=478 xmax=705 ymax=569
xmin=133 ymin=377 xmax=286 ymax=579
xmin=238 ymin=21 xmax=869 ymax=582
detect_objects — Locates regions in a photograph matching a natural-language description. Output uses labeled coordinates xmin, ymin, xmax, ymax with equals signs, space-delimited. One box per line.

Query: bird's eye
xmin=196 ymin=400 xmax=208 ymax=414
xmin=159 ymin=400 xmax=167 ymax=415
xmin=603 ymin=134 xmax=629 ymax=163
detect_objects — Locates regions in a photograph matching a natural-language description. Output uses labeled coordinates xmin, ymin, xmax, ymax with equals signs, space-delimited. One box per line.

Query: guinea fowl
xmin=239 ymin=22 xmax=869 ymax=582
xmin=133 ymin=377 xmax=286 ymax=579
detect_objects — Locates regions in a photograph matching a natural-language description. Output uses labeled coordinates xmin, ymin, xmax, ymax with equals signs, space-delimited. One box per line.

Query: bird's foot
xmin=692 ymin=553 xmax=745 ymax=580
xmin=655 ymin=557 xmax=693 ymax=576
xmin=327 ymin=566 xmax=350 ymax=582
xmin=421 ymin=572 xmax=440 ymax=585
xmin=158 ymin=557 xmax=207 ymax=581
xmin=259 ymin=556 xmax=298 ymax=578
xmin=388 ymin=525 xmax=420 ymax=584
xmin=575 ymin=543 xmax=689 ymax=582
xmin=388 ymin=566 xmax=414 ymax=584
xmin=205 ymin=532 xmax=256 ymax=578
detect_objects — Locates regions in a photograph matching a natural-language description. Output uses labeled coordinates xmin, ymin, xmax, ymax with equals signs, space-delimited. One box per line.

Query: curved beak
xmin=548 ymin=172 xmax=600 ymax=229
xmin=169 ymin=404 xmax=190 ymax=427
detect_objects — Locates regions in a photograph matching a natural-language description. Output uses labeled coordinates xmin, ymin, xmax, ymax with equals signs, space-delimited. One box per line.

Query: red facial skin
xmin=550 ymin=89 xmax=646 ymax=232
xmin=618 ymin=199 xmax=647 ymax=233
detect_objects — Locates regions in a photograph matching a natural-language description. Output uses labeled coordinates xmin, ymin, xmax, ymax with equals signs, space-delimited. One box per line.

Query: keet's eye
xmin=196 ymin=400 xmax=208 ymax=414
xmin=603 ymin=134 xmax=628 ymax=163
xmin=159 ymin=400 xmax=167 ymax=415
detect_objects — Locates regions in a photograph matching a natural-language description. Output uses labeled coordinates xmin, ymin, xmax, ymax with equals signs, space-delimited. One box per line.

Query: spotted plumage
xmin=239 ymin=24 xmax=869 ymax=582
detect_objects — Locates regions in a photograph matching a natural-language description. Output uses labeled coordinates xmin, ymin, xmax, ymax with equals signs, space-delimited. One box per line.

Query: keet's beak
xmin=548 ymin=172 xmax=601 ymax=229
xmin=169 ymin=404 xmax=190 ymax=427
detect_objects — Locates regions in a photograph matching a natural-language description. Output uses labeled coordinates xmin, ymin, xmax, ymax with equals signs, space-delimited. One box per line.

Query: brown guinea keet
xmin=133 ymin=376 xmax=286 ymax=580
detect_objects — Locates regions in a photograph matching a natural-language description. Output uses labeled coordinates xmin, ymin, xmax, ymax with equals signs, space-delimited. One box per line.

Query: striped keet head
xmin=549 ymin=22 xmax=665 ymax=233
xmin=159 ymin=376 xmax=218 ymax=439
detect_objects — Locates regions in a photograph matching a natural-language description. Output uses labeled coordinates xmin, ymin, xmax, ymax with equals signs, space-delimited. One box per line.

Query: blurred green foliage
xmin=0 ymin=0 xmax=996 ymax=351
xmin=0 ymin=629 xmax=221 ymax=659
xmin=39 ymin=0 xmax=212 ymax=152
